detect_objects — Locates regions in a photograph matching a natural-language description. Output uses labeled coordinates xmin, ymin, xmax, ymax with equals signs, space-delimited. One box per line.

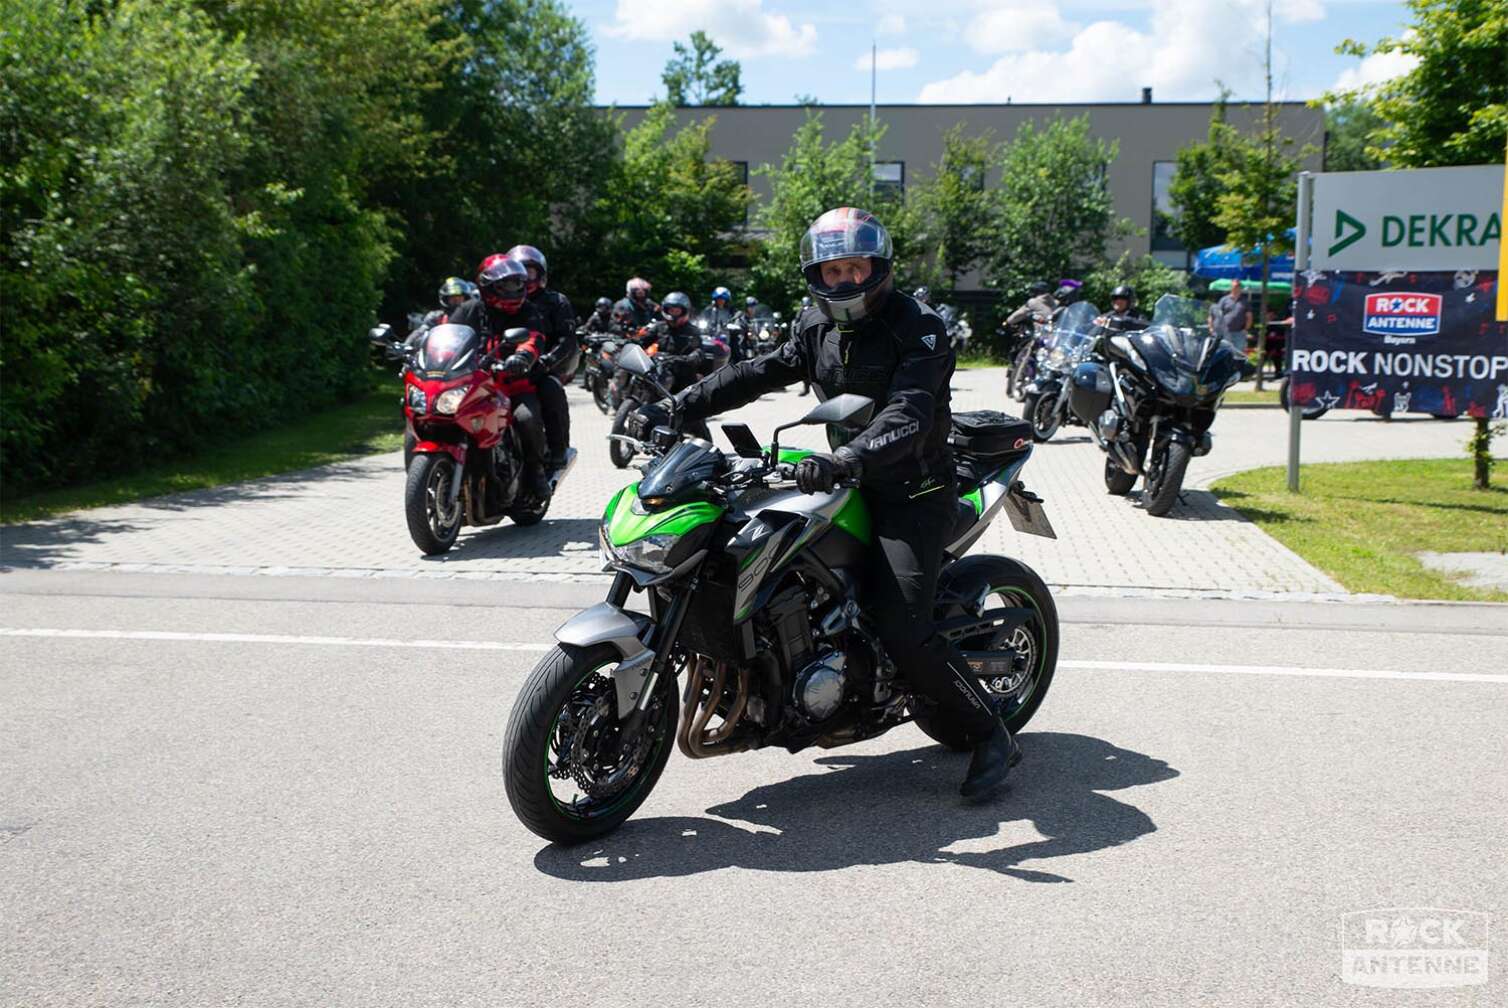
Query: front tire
xmin=1027 ymin=392 xmax=1061 ymax=442
xmin=404 ymin=453 xmax=462 ymax=555
xmin=609 ymin=399 xmax=638 ymax=469
xmin=502 ymin=643 xmax=677 ymax=844
xmin=1008 ymin=347 xmax=1031 ymax=402
xmin=591 ymin=374 xmax=612 ymax=414
xmin=915 ymin=557 xmax=1059 ymax=749
xmin=1143 ymin=440 xmax=1191 ymax=517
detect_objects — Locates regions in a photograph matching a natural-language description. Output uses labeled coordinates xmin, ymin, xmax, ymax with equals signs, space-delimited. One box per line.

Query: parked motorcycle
xmin=501 ymin=344 xmax=1059 ymax=843
xmin=1021 ymin=302 xmax=1100 ymax=443
xmin=371 ymin=323 xmax=575 ymax=553
xmin=1068 ymin=294 xmax=1252 ymax=516
xmin=938 ymin=303 xmax=972 ymax=354
xmin=579 ymin=328 xmax=621 ymax=415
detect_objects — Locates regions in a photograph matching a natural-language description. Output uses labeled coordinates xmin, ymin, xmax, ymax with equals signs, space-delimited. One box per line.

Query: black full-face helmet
xmin=506 ymin=244 xmax=547 ymax=293
xmin=1029 ymin=280 xmax=1052 ymax=298
xmin=594 ymin=296 xmax=613 ymax=312
xmin=799 ymin=207 xmax=894 ymax=323
xmin=661 ymin=291 xmax=693 ymax=327
xmin=1110 ymin=284 xmax=1136 ymax=311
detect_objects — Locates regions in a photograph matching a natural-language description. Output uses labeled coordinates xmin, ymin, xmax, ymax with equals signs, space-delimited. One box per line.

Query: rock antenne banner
xmin=1288 ymin=269 xmax=1508 ymax=418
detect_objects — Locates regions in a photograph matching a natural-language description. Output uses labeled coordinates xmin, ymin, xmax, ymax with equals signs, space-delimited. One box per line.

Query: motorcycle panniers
xmin=1069 ymin=363 xmax=1113 ymax=425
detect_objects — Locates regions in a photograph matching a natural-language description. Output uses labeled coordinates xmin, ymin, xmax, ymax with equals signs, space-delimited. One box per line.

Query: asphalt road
xmin=3 ymin=569 xmax=1505 ymax=1007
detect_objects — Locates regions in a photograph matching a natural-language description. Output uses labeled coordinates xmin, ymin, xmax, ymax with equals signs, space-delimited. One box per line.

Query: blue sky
xmin=571 ymin=0 xmax=1417 ymax=106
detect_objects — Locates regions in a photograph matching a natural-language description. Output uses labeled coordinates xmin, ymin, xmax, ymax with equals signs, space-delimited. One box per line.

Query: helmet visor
xmin=800 ymin=208 xmax=892 ymax=270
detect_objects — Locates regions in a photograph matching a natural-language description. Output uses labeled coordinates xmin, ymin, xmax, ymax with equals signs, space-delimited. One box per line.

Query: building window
xmin=873 ymin=161 xmax=904 ymax=199
xmin=730 ymin=160 xmax=750 ymax=223
xmin=1150 ymin=160 xmax=1184 ymax=253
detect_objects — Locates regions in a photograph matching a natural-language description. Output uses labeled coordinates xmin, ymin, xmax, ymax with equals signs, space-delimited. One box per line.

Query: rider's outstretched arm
xmin=675 ymin=338 xmax=806 ymax=422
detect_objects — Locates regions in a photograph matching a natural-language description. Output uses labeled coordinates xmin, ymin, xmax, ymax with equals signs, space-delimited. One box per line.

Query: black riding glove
xmin=499 ymin=352 xmax=533 ymax=377
xmin=795 ymin=448 xmax=862 ymax=494
xmin=627 ymin=398 xmax=673 ymax=439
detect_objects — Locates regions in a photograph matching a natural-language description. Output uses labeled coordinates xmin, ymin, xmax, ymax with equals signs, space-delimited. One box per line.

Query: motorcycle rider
xmin=700 ymin=285 xmax=738 ymax=356
xmin=443 ymin=254 xmax=551 ymax=500
xmin=629 ymin=207 xmax=1020 ymax=800
xmin=1006 ymin=281 xmax=1055 ymax=329
xmin=1097 ymin=284 xmax=1147 ymax=334
xmin=583 ymin=296 xmax=615 ymax=335
xmin=507 ymin=244 xmax=576 ymax=470
xmin=624 ymin=277 xmax=659 ymax=327
xmin=652 ymin=291 xmax=710 ymax=393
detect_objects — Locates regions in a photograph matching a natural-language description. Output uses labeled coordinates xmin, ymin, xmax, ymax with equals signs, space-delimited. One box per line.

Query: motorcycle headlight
xmin=600 ymin=529 xmax=676 ymax=574
xmin=1035 ymin=348 xmax=1049 ymax=363
xmin=434 ymin=387 xmax=466 ymax=415
xmin=406 ymin=385 xmax=427 ymax=412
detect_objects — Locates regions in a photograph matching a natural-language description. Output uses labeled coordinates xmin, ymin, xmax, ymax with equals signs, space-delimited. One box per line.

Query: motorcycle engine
xmin=793 ymin=651 xmax=847 ymax=722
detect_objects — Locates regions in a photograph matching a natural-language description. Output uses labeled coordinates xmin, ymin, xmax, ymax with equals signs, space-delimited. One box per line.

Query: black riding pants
xmin=865 ymin=484 xmax=998 ymax=740
xmin=511 ymin=391 xmax=546 ymax=470
xmin=534 ymin=372 xmax=569 ymax=460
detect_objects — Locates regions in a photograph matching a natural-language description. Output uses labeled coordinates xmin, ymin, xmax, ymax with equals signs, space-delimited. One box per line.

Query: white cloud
xmin=856 ymin=47 xmax=920 ymax=71
xmin=919 ymin=0 xmax=1327 ymax=103
xmin=1332 ymin=48 xmax=1419 ymax=91
xmin=967 ymin=3 xmax=1079 ymax=53
xmin=877 ymin=13 xmax=906 ymax=35
xmin=603 ymin=0 xmax=817 ymax=59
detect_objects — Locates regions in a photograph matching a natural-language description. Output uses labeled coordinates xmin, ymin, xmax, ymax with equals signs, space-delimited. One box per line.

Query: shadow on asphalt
xmin=1133 ymin=489 xmax=1286 ymax=524
xmin=533 ymin=732 xmax=1178 ymax=883
xmin=425 ymin=517 xmax=604 ymax=562
xmin=1040 ymin=435 xmax=1093 ymax=446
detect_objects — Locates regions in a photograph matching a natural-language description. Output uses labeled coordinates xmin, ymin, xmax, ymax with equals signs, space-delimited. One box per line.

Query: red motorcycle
xmin=372 ymin=322 xmax=574 ymax=554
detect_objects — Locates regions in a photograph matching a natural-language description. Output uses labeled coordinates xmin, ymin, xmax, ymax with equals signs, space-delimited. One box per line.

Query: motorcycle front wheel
xmin=1008 ymin=348 xmax=1031 ymax=402
xmin=1027 ymin=393 xmax=1061 ymax=442
xmin=1104 ymin=457 xmax=1137 ymax=496
xmin=591 ymin=374 xmax=612 ymax=414
xmin=404 ymin=453 xmax=462 ymax=555
xmin=1143 ymin=441 xmax=1192 ymax=517
xmin=502 ymin=643 xmax=677 ymax=844
xmin=609 ymin=400 xmax=638 ymax=469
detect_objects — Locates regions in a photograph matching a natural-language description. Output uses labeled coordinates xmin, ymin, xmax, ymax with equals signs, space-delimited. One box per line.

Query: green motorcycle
xmin=502 ymin=345 xmax=1060 ymax=843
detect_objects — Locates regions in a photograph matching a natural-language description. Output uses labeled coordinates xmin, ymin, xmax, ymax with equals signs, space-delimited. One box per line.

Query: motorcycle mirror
xmin=616 ymin=343 xmax=654 ymax=377
xmin=799 ymin=393 xmax=874 ymax=429
xmin=368 ymin=324 xmax=392 ymax=345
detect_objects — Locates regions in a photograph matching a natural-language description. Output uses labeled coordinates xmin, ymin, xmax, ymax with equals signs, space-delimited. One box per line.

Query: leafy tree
xmin=1167 ymin=92 xmax=1236 ymax=253
xmin=588 ymin=103 xmax=751 ymax=300
xmin=1328 ymin=0 xmax=1508 ymax=168
xmin=1323 ymin=99 xmax=1386 ymax=171
xmin=910 ymin=125 xmax=999 ymax=289
xmin=661 ymin=31 xmax=742 ymax=106
xmin=987 ymin=115 xmax=1127 ymax=309
xmin=749 ymin=113 xmax=919 ymax=312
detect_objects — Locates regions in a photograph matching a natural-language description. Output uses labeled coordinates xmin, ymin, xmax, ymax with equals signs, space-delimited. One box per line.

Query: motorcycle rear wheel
xmin=405 ymin=453 xmax=462 ymax=554
xmin=503 ymin=643 xmax=677 ymax=844
xmin=591 ymin=375 xmax=612 ymax=414
xmin=913 ymin=558 xmax=1059 ymax=751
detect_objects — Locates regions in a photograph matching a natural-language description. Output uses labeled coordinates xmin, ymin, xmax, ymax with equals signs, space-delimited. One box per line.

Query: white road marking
xmin=2 ymin=629 xmax=1502 ymax=683
xmin=0 ymin=628 xmax=551 ymax=652
xmin=1058 ymin=659 xmax=1505 ymax=684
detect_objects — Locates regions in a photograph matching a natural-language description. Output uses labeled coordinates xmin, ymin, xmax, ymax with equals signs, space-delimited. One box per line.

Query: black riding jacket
xmin=676 ymin=291 xmax=955 ymax=496
xmin=582 ymin=309 xmax=614 ymax=335
xmin=622 ymin=295 xmax=659 ymax=328
xmin=527 ymin=288 xmax=578 ymax=374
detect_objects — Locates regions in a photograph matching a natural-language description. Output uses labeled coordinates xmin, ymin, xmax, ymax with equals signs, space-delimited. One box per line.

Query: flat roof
xmin=598 ymin=100 xmax=1313 ymax=111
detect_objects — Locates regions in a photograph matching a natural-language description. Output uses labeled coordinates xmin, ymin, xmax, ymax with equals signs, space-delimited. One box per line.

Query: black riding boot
xmin=960 ymin=717 xmax=1023 ymax=800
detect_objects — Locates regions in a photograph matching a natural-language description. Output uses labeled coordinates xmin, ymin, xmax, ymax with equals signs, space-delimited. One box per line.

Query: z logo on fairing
xmin=921 ymin=333 xmax=937 ymax=351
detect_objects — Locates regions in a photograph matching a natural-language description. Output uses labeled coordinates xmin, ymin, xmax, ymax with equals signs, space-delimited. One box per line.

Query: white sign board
xmin=1311 ymin=164 xmax=1504 ymax=271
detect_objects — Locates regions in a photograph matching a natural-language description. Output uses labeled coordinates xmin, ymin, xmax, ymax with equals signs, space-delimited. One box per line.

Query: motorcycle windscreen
xmin=1045 ymin=302 xmax=1100 ymax=370
xmin=1141 ymin=324 xmax=1212 ymax=399
xmin=1149 ymin=294 xmax=1209 ymax=330
xmin=416 ymin=324 xmax=481 ymax=377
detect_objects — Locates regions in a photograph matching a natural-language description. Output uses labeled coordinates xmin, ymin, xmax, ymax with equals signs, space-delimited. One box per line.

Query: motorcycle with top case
xmin=501 ymin=344 xmax=1060 ymax=843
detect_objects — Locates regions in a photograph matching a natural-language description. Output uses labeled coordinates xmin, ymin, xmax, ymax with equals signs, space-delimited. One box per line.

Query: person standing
xmin=1210 ymin=279 xmax=1250 ymax=354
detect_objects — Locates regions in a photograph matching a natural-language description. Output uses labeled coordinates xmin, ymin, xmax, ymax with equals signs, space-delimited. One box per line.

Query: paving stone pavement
xmin=0 ymin=369 xmax=1472 ymax=597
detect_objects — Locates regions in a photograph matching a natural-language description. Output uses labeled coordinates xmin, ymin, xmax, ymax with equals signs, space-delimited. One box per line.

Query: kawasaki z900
xmin=502 ymin=345 xmax=1059 ymax=843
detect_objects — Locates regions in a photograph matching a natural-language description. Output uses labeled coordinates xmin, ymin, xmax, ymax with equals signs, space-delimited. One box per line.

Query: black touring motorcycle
xmin=1068 ymin=294 xmax=1253 ymax=516
xmin=502 ymin=345 xmax=1060 ymax=843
